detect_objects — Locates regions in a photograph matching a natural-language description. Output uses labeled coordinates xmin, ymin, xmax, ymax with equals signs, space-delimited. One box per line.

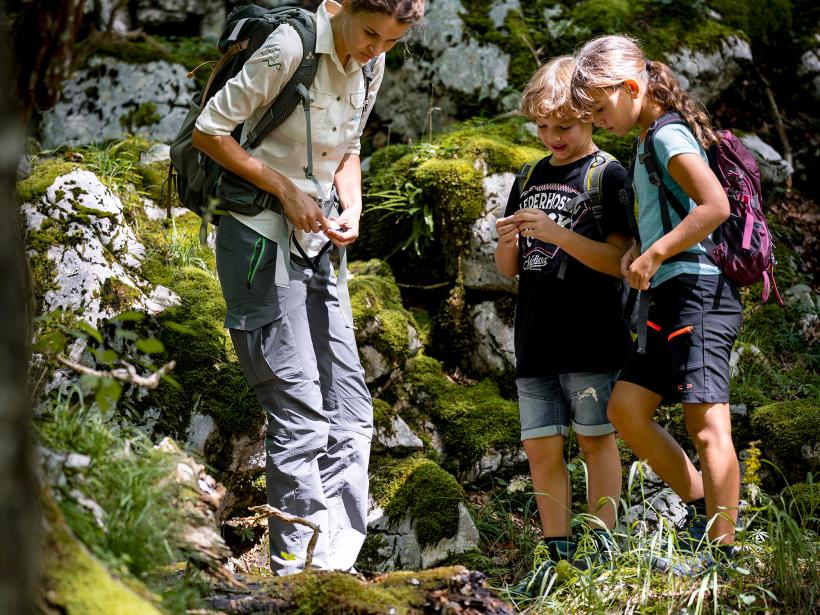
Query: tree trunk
xmin=0 ymin=8 xmax=35 ymax=613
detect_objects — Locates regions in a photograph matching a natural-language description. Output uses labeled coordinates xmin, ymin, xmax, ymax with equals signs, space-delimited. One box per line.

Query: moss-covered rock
xmin=349 ymin=260 xmax=420 ymax=372
xmin=356 ymin=118 xmax=543 ymax=285
xmin=405 ymin=355 xmax=520 ymax=476
xmin=750 ymin=399 xmax=820 ymax=483
xmin=42 ymin=491 xmax=163 ymax=615
xmin=207 ymin=565 xmax=506 ymax=614
xmin=783 ymin=481 xmax=819 ymax=531
xmin=371 ymin=455 xmax=465 ymax=548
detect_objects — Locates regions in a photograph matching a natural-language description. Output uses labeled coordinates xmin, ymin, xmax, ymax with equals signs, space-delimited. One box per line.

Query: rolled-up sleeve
xmin=346 ymin=55 xmax=385 ymax=155
xmin=196 ymin=25 xmax=303 ymax=136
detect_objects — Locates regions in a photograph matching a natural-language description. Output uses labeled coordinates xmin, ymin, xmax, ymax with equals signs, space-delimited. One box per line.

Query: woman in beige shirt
xmin=192 ymin=0 xmax=424 ymax=575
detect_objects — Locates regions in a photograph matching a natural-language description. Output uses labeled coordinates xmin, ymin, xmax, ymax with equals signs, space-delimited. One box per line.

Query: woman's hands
xmin=324 ymin=205 xmax=361 ymax=248
xmin=279 ymin=188 xmax=330 ymax=233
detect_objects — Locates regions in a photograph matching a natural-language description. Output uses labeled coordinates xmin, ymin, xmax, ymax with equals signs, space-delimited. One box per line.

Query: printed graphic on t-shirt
xmin=518 ymin=181 xmax=588 ymax=272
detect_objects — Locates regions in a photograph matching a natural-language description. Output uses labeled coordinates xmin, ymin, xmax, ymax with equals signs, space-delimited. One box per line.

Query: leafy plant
xmin=368 ymin=181 xmax=433 ymax=256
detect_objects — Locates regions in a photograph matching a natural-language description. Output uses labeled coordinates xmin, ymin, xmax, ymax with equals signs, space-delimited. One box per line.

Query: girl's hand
xmin=620 ymin=243 xmax=641 ymax=279
xmin=514 ymin=208 xmax=564 ymax=245
xmin=281 ymin=190 xmax=329 ymax=233
xmin=324 ymin=206 xmax=360 ymax=248
xmin=626 ymin=248 xmax=663 ymax=290
xmin=495 ymin=215 xmax=519 ymax=245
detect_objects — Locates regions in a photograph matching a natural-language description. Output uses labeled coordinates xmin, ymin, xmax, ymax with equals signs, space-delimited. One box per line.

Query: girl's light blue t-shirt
xmin=634 ymin=123 xmax=720 ymax=287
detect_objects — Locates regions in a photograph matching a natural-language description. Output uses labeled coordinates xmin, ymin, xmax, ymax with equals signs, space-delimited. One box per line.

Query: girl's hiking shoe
xmin=649 ymin=545 xmax=737 ymax=578
xmin=677 ymin=504 xmax=709 ymax=553
xmin=508 ymin=539 xmax=576 ymax=599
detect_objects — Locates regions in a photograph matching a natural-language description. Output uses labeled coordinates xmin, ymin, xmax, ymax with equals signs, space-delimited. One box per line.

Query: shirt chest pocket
xmin=345 ymin=90 xmax=368 ymax=136
xmin=308 ymin=90 xmax=335 ymax=135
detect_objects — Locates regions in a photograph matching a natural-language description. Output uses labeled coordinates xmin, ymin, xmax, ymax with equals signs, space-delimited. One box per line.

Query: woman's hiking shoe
xmin=508 ymin=539 xmax=576 ymax=599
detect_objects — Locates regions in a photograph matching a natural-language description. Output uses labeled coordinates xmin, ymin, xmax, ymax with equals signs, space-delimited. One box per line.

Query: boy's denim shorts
xmin=517 ymin=371 xmax=618 ymax=441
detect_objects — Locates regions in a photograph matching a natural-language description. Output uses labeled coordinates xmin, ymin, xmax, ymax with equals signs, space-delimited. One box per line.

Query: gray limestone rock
xmin=469 ymin=301 xmax=515 ymax=378
xmin=366 ymin=501 xmax=479 ymax=571
xmin=41 ymin=57 xmax=196 ymax=147
xmin=798 ymin=48 xmax=820 ymax=102
xmin=463 ymin=173 xmax=519 ymax=293
xmin=374 ymin=415 xmax=424 ymax=453
xmin=739 ymin=134 xmax=793 ymax=186
xmin=360 ymin=345 xmax=391 ymax=383
xmin=21 ymin=169 xmax=158 ymax=324
xmin=664 ymin=37 xmax=753 ymax=105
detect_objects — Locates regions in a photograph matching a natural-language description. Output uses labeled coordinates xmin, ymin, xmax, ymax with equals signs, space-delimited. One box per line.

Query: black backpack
xmin=515 ymin=150 xmax=624 ymax=279
xmin=166 ymin=5 xmax=376 ymax=237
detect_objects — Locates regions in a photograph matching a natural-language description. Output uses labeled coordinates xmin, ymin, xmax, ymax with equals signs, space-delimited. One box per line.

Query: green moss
xmin=709 ymin=0 xmax=792 ymax=48
xmin=137 ymin=160 xmax=170 ymax=203
xmin=750 ymin=399 xmax=820 ymax=482
xmin=406 ymin=355 xmax=520 ymax=469
xmin=348 ymin=258 xmax=395 ymax=279
xmin=570 ymin=0 xmax=632 ymax=36
xmin=369 ymin=144 xmax=414 ymax=174
xmin=783 ymin=481 xmax=819 ymax=530
xmin=44 ymin=492 xmax=163 ymax=615
xmin=145 ymin=265 xmax=263 ymax=468
xmin=98 ymin=277 xmax=141 ymax=313
xmin=84 ymin=36 xmax=220 ymax=88
xmin=349 ymin=273 xmax=405 ymax=321
xmin=372 ymin=398 xmax=395 ymax=433
xmin=16 ymin=160 xmax=79 ymax=203
xmin=371 ymin=455 xmax=465 ymax=547
xmin=355 ymin=533 xmax=390 ymax=572
xmin=120 ymin=102 xmax=161 ymax=132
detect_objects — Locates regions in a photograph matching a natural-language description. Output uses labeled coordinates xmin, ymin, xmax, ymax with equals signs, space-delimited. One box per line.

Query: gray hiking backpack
xmin=167 ymin=4 xmax=376 ymax=235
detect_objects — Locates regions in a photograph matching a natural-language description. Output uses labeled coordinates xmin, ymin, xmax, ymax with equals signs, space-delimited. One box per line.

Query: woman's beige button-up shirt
xmin=195 ymin=0 xmax=384 ymax=256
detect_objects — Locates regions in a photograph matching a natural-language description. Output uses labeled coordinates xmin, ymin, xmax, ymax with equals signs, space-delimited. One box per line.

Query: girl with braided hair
xmin=571 ymin=35 xmax=742 ymax=573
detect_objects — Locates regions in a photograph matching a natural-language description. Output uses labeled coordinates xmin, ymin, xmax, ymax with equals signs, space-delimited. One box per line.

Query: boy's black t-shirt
xmin=503 ymin=152 xmax=633 ymax=377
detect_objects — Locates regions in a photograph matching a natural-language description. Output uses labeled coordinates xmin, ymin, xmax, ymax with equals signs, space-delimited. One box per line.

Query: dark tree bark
xmin=0 ymin=2 xmax=85 ymax=613
xmin=0 ymin=10 xmax=35 ymax=614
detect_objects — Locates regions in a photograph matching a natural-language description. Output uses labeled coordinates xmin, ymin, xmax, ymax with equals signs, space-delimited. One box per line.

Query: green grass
xmin=35 ymin=387 xmax=207 ymax=613
xmin=468 ymin=459 xmax=818 ymax=614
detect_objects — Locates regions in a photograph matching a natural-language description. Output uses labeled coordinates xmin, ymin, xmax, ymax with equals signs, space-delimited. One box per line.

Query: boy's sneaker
xmin=508 ymin=539 xmax=575 ymax=599
xmin=572 ymin=528 xmax=617 ymax=570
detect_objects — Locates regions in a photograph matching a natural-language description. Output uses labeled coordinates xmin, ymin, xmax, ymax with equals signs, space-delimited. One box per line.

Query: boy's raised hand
xmin=495 ymin=215 xmax=520 ymax=245
xmin=514 ymin=208 xmax=563 ymax=244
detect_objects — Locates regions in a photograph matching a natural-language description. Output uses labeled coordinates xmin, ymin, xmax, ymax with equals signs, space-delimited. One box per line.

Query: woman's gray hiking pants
xmin=216 ymin=215 xmax=372 ymax=575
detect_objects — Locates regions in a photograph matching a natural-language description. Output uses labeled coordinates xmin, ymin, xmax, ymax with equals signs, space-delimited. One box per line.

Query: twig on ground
xmin=56 ymin=356 xmax=175 ymax=389
xmin=227 ymin=504 xmax=321 ymax=569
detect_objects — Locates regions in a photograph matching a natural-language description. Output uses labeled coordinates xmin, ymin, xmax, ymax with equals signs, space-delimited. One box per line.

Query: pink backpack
xmin=641 ymin=112 xmax=783 ymax=303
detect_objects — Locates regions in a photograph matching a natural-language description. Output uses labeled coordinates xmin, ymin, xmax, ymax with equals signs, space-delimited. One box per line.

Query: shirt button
xmin=322 ymin=152 xmax=327 ymax=157
xmin=332 ymin=126 xmax=337 ymax=132
xmin=336 ymin=96 xmax=341 ymax=101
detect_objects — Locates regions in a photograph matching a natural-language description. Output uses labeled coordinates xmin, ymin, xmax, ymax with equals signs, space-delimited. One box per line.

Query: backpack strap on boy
xmin=555 ymin=151 xmax=617 ymax=280
xmin=515 ymin=162 xmax=536 ymax=195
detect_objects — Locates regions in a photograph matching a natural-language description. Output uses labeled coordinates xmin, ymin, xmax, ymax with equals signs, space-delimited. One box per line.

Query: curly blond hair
xmin=571 ymin=35 xmax=717 ymax=148
xmin=520 ymin=56 xmax=590 ymax=123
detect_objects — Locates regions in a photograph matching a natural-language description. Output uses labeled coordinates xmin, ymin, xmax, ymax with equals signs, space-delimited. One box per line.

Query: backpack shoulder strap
xmin=515 ymin=162 xmax=536 ymax=194
xmin=579 ymin=151 xmax=617 ymax=239
xmin=243 ymin=8 xmax=319 ymax=149
xmin=641 ymin=111 xmax=691 ymax=232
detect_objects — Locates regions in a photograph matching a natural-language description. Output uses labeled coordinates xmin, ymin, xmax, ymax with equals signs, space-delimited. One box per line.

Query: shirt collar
xmin=315 ymin=0 xmax=363 ymax=72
